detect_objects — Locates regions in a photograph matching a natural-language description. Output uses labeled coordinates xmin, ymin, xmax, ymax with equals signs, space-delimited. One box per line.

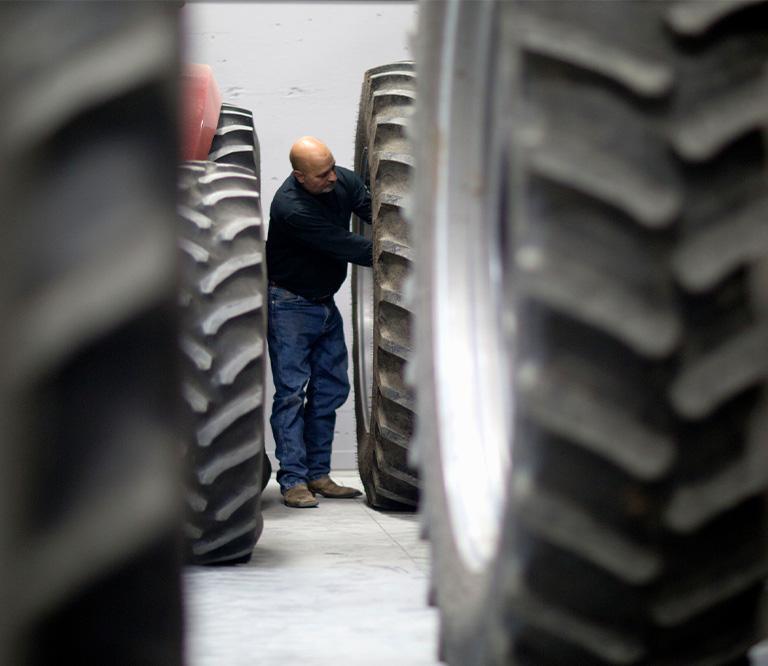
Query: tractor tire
xmin=411 ymin=1 xmax=768 ymax=664
xmin=209 ymin=102 xmax=260 ymax=173
xmin=352 ymin=62 xmax=419 ymax=510
xmin=178 ymin=160 xmax=268 ymax=566
xmin=261 ymin=448 xmax=273 ymax=491
xmin=209 ymin=102 xmax=271 ymax=493
xmin=0 ymin=3 xmax=183 ymax=665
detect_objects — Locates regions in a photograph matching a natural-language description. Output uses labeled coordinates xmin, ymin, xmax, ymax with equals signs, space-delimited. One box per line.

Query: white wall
xmin=182 ymin=2 xmax=417 ymax=469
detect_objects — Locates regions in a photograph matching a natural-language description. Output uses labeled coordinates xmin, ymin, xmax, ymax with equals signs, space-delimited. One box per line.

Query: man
xmin=266 ymin=136 xmax=372 ymax=508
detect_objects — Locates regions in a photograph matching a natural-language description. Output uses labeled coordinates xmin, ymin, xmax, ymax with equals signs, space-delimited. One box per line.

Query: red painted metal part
xmin=181 ymin=64 xmax=222 ymax=161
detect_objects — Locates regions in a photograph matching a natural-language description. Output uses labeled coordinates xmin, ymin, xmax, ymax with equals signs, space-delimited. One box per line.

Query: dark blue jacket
xmin=266 ymin=166 xmax=372 ymax=300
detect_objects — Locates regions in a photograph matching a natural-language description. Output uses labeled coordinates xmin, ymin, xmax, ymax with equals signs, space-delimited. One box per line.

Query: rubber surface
xmin=178 ymin=160 xmax=268 ymax=565
xmin=411 ymin=1 xmax=768 ymax=664
xmin=209 ymin=102 xmax=261 ymax=174
xmin=352 ymin=62 xmax=419 ymax=510
xmin=0 ymin=3 xmax=183 ymax=663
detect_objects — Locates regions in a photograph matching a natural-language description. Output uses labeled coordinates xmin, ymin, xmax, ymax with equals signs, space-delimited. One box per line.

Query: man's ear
xmin=293 ymin=169 xmax=305 ymax=183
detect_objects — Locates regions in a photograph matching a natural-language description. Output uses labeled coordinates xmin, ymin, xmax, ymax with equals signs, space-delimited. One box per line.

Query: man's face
xmin=295 ymin=152 xmax=337 ymax=194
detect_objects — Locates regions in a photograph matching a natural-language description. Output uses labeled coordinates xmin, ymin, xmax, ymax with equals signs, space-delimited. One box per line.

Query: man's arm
xmin=283 ymin=210 xmax=373 ymax=266
xmin=350 ymin=172 xmax=372 ymax=225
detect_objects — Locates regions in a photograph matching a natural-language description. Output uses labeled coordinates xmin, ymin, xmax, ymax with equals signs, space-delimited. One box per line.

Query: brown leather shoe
xmin=283 ymin=483 xmax=319 ymax=508
xmin=307 ymin=476 xmax=362 ymax=499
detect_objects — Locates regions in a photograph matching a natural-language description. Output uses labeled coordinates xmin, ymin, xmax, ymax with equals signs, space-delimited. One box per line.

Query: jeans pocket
xmin=269 ymin=286 xmax=304 ymax=305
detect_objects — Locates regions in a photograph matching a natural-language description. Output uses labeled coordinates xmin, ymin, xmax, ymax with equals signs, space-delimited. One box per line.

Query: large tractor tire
xmin=352 ymin=62 xmax=419 ymax=510
xmin=411 ymin=1 xmax=768 ymax=664
xmin=0 ymin=3 xmax=183 ymax=665
xmin=178 ymin=160 xmax=268 ymax=565
xmin=208 ymin=101 xmax=271 ymax=488
xmin=209 ymin=102 xmax=261 ymax=173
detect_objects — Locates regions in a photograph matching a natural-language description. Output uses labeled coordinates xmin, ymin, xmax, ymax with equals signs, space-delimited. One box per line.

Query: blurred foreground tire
xmin=352 ymin=62 xmax=419 ymax=510
xmin=178 ymin=161 xmax=268 ymax=565
xmin=0 ymin=3 xmax=183 ymax=664
xmin=412 ymin=1 xmax=768 ymax=664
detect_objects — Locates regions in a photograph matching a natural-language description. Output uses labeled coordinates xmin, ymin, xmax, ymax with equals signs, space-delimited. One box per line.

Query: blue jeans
xmin=267 ymin=286 xmax=350 ymax=493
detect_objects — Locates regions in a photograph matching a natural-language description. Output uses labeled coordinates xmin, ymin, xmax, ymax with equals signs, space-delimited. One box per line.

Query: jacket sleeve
xmin=283 ymin=210 xmax=373 ymax=266
xmin=350 ymin=172 xmax=372 ymax=225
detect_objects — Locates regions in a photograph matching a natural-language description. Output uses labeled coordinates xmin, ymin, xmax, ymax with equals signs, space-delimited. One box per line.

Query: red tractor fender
xmin=181 ymin=64 xmax=222 ymax=161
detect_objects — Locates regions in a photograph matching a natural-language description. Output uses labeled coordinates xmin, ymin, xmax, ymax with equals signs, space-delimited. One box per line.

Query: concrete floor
xmin=183 ymin=472 xmax=441 ymax=666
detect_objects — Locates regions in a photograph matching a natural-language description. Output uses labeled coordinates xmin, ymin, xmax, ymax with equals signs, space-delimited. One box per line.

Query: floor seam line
xmin=365 ymin=509 xmax=427 ymax=574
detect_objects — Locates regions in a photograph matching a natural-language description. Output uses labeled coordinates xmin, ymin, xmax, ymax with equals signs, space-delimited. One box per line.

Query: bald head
xmin=290 ymin=136 xmax=331 ymax=171
xmin=290 ymin=136 xmax=338 ymax=194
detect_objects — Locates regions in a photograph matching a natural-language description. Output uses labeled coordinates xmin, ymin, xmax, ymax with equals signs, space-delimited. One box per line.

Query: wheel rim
xmin=353 ymin=148 xmax=375 ymax=434
xmin=432 ymin=0 xmax=513 ymax=573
